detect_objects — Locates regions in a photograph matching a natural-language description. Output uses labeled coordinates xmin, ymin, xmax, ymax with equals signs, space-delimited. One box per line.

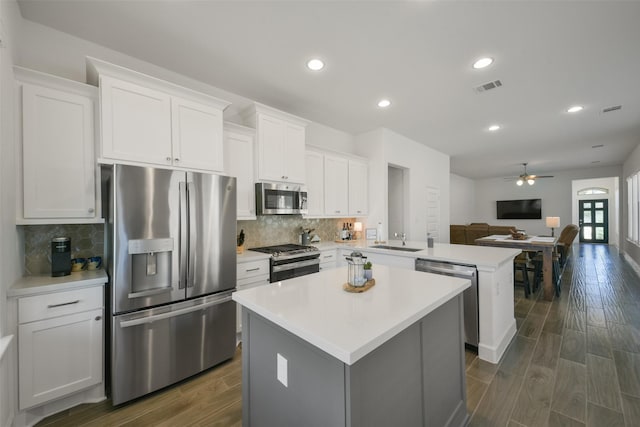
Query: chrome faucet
xmin=394 ymin=232 xmax=407 ymax=246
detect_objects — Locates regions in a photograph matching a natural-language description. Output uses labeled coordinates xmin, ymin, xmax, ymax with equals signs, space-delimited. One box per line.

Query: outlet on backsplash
xmin=23 ymin=224 xmax=104 ymax=275
xmin=237 ymin=217 xmax=357 ymax=248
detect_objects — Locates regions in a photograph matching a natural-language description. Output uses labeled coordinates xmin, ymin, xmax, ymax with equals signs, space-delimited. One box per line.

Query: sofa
xmin=450 ymin=223 xmax=515 ymax=245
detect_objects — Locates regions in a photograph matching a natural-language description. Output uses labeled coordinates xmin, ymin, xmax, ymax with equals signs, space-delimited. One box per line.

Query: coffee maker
xmin=51 ymin=237 xmax=71 ymax=277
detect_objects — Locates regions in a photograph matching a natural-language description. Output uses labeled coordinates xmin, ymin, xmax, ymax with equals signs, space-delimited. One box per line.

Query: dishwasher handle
xmin=416 ymin=259 xmax=477 ymax=278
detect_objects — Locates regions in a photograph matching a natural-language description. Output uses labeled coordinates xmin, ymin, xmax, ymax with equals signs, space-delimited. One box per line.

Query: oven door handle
xmin=272 ymin=258 xmax=320 ymax=273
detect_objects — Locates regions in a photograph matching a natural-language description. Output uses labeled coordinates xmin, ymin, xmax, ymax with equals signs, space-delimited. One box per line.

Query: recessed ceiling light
xmin=473 ymin=57 xmax=493 ymax=69
xmin=488 ymin=124 xmax=501 ymax=131
xmin=567 ymin=105 xmax=584 ymax=113
xmin=377 ymin=99 xmax=391 ymax=108
xmin=306 ymin=58 xmax=324 ymax=71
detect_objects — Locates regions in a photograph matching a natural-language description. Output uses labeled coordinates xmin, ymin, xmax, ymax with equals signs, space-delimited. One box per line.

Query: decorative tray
xmin=343 ymin=278 xmax=375 ymax=293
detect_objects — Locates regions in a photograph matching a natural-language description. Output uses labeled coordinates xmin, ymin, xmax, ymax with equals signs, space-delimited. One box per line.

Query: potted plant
xmin=363 ymin=261 xmax=373 ymax=280
xmin=237 ymin=229 xmax=245 ymax=254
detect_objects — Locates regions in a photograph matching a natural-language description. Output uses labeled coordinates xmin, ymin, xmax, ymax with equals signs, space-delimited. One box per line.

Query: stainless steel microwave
xmin=255 ymin=182 xmax=308 ymax=215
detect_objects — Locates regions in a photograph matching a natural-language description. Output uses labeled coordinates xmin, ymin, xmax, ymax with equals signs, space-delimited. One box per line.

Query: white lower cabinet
xmin=18 ymin=286 xmax=104 ymax=410
xmin=319 ymin=249 xmax=337 ymax=271
xmin=236 ymin=258 xmax=270 ymax=334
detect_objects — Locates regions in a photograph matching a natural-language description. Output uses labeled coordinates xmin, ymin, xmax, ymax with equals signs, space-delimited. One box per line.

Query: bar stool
xmin=513 ymin=253 xmax=531 ymax=298
xmin=533 ymin=251 xmax=561 ymax=296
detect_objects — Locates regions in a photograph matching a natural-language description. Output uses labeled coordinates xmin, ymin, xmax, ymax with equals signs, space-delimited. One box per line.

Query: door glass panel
xmin=584 ymin=211 xmax=592 ymax=223
xmin=583 ymin=202 xmax=592 ymax=209
xmin=595 ymin=202 xmax=604 ymax=208
xmin=595 ymin=227 xmax=605 ymax=240
xmin=583 ymin=226 xmax=592 ymax=240
xmin=595 ymin=211 xmax=604 ymax=223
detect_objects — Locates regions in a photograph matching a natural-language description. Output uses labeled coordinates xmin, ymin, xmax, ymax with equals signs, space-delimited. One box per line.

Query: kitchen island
xmin=233 ymin=265 xmax=470 ymax=427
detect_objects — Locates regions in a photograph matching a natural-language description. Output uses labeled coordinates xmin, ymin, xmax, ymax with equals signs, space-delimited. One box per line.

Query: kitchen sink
xmin=370 ymin=245 xmax=423 ymax=252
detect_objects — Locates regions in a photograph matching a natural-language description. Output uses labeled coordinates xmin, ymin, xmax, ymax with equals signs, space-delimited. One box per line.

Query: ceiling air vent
xmin=602 ymin=105 xmax=622 ymax=113
xmin=475 ymin=79 xmax=503 ymax=93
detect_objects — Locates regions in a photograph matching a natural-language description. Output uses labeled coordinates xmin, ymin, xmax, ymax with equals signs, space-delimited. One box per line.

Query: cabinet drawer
xmin=238 ymin=275 xmax=270 ymax=288
xmin=19 ymin=286 xmax=103 ymax=324
xmin=237 ymin=259 xmax=270 ymax=281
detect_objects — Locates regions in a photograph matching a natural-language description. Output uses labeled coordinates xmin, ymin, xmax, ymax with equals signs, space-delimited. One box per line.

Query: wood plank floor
xmin=39 ymin=244 xmax=640 ymax=426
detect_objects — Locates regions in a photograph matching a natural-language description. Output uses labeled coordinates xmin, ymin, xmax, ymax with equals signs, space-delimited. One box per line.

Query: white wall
xmin=356 ymin=128 xmax=450 ymax=243
xmin=388 ymin=165 xmax=405 ymax=235
xmin=0 ymin=1 xmax=22 ymax=425
xmin=623 ymin=142 xmax=640 ymax=267
xmin=473 ymin=165 xmax=623 ymax=237
xmin=571 ymin=176 xmax=619 ymax=247
xmin=450 ymin=173 xmax=475 ymax=224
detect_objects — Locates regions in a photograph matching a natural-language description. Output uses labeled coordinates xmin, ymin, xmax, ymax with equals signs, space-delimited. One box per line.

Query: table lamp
xmin=353 ymin=222 xmax=363 ymax=240
xmin=546 ymin=217 xmax=560 ymax=237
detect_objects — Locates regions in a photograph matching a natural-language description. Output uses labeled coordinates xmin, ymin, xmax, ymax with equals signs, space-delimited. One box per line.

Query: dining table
xmin=475 ymin=234 xmax=559 ymax=301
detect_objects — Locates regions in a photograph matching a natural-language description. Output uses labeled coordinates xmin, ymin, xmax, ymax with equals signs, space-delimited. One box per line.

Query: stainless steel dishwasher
xmin=415 ymin=258 xmax=479 ymax=349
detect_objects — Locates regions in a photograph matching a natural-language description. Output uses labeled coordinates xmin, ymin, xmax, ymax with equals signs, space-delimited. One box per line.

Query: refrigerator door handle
xmin=179 ymin=181 xmax=188 ymax=289
xmin=119 ymin=295 xmax=232 ymax=328
xmin=187 ymin=181 xmax=196 ymax=288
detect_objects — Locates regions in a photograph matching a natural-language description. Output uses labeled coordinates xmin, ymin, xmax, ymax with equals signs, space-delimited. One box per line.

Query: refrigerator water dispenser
xmin=128 ymin=238 xmax=174 ymax=296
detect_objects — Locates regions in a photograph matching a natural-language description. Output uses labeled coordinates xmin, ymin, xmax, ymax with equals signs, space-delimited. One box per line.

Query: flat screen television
xmin=496 ymin=199 xmax=542 ymax=219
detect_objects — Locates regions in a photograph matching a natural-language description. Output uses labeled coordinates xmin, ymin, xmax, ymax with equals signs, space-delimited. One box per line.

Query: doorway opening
xmin=388 ymin=165 xmax=409 ymax=239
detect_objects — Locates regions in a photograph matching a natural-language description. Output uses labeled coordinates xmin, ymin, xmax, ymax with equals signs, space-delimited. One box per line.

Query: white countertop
xmin=310 ymin=240 xmax=521 ymax=269
xmin=9 ymin=270 xmax=108 ymax=298
xmin=233 ymin=264 xmax=470 ymax=365
xmin=236 ymin=249 xmax=271 ymax=262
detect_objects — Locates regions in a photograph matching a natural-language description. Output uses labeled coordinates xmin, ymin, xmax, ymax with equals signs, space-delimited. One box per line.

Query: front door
xmin=579 ymin=199 xmax=608 ymax=243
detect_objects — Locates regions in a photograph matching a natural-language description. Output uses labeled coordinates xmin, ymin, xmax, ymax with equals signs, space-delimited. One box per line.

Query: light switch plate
xmin=277 ymin=353 xmax=288 ymax=387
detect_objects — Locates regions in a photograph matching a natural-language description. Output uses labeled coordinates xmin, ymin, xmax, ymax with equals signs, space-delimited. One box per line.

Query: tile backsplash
xmin=23 ymin=224 xmax=104 ymax=275
xmin=22 ymin=217 xmax=354 ymax=274
xmin=237 ymin=216 xmax=356 ymax=248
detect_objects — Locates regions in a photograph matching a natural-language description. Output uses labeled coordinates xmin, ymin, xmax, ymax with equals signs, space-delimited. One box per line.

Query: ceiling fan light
xmin=527 ymin=179 xmax=535 ymax=185
xmin=516 ymin=179 xmax=524 ymax=186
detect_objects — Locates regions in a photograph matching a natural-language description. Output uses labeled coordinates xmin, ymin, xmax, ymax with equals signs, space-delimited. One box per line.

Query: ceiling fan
xmin=506 ymin=163 xmax=554 ymax=186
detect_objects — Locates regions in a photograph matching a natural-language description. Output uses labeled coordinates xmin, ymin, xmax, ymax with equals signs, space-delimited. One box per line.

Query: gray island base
xmin=238 ymin=266 xmax=469 ymax=427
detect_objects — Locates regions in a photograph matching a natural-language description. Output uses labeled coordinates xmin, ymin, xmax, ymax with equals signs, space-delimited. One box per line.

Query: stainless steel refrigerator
xmin=102 ymin=164 xmax=237 ymax=405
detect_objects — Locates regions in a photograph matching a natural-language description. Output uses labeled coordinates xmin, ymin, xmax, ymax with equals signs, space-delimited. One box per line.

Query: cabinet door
xmin=305 ymin=151 xmax=324 ymax=216
xmin=22 ymin=83 xmax=96 ymax=219
xmin=283 ymin=122 xmax=306 ymax=184
xmin=171 ymin=97 xmax=224 ymax=172
xmin=324 ymin=155 xmax=349 ymax=216
xmin=19 ymin=308 xmax=103 ymax=410
xmin=225 ymin=130 xmax=256 ymax=219
xmin=256 ymin=113 xmax=285 ymax=181
xmin=100 ymin=76 xmax=172 ymax=165
xmin=349 ymin=159 xmax=369 ymax=216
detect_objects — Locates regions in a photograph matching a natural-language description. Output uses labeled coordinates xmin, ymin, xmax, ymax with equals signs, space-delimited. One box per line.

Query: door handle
xmin=119 ymin=295 xmax=232 ymax=328
xmin=179 ymin=182 xmax=188 ymax=289
xmin=187 ymin=181 xmax=196 ymax=288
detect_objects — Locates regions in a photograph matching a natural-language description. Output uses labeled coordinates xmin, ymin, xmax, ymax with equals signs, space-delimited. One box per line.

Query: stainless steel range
xmin=250 ymin=244 xmax=320 ymax=282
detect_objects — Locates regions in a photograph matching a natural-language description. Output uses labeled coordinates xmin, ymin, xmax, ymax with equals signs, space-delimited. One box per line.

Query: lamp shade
xmin=546 ymin=217 xmax=560 ymax=228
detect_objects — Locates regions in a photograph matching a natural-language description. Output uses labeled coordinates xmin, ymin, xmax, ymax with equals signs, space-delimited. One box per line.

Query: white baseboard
xmin=623 ymin=253 xmax=640 ymax=277
xmin=478 ymin=318 xmax=517 ymax=364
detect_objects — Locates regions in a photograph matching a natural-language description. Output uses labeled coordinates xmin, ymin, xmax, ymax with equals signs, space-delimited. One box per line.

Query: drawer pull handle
xmin=245 ymin=268 xmax=260 ymax=272
xmin=48 ymin=300 xmax=80 ymax=308
xmin=95 ymin=316 xmax=102 ymax=321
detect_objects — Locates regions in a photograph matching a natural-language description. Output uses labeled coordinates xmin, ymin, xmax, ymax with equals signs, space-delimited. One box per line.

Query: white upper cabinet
xmin=243 ymin=103 xmax=309 ymax=184
xmin=305 ymin=150 xmax=324 ymax=216
xmin=88 ymin=58 xmax=229 ymax=173
xmin=304 ymin=148 xmax=369 ymax=218
xmin=100 ymin=76 xmax=172 ymax=166
xmin=16 ymin=67 xmax=100 ymax=224
xmin=324 ymin=154 xmax=349 ymax=216
xmin=224 ymin=123 xmax=256 ymax=220
xmin=348 ymin=159 xmax=369 ymax=216
xmin=171 ymin=96 xmax=224 ymax=171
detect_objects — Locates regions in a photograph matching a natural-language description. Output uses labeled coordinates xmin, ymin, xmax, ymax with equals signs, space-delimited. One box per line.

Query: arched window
xmin=577 ymin=187 xmax=609 ymax=195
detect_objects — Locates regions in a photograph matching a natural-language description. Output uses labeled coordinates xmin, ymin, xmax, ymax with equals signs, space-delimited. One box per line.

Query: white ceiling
xmin=17 ymin=0 xmax=640 ymax=179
